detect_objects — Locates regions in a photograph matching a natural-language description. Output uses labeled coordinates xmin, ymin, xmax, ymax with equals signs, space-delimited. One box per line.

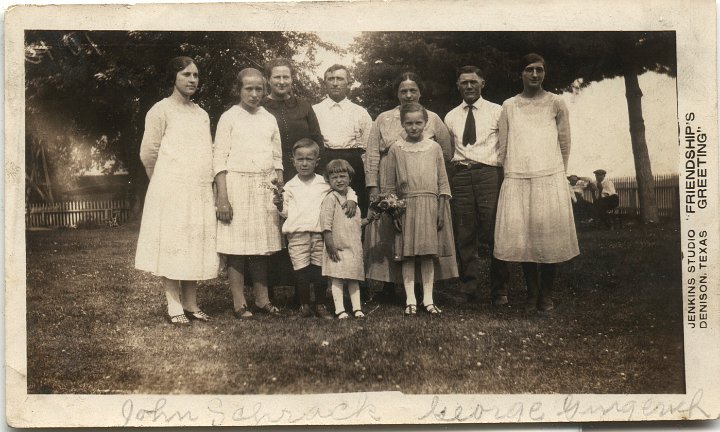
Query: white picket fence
xmin=26 ymin=200 xmax=129 ymax=228
xmin=581 ymin=174 xmax=679 ymax=218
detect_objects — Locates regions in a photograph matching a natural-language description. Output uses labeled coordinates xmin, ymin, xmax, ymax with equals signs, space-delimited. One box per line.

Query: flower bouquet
xmin=268 ymin=177 xmax=284 ymax=198
xmin=367 ymin=193 xmax=407 ymax=260
xmin=368 ymin=192 xmax=406 ymax=222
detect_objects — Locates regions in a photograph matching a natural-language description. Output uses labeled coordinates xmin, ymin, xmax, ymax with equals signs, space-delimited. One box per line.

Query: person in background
xmin=213 ymin=68 xmax=283 ymax=319
xmin=567 ymin=174 xmax=593 ymax=223
xmin=135 ymin=56 xmax=219 ymax=326
xmin=494 ymin=53 xmax=579 ymax=312
xmin=313 ymin=64 xmax=373 ymax=216
xmin=261 ymin=58 xmax=324 ymax=181
xmin=364 ymin=72 xmax=453 ymax=302
xmin=261 ymin=58 xmax=324 ymax=300
xmin=589 ymin=169 xmax=620 ymax=228
xmin=444 ymin=65 xmax=510 ymax=306
xmin=273 ymin=139 xmax=358 ymax=319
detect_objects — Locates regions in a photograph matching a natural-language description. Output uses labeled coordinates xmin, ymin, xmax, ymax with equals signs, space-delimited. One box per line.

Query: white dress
xmin=320 ymin=191 xmax=365 ymax=281
xmin=213 ymin=105 xmax=283 ymax=255
xmin=494 ymin=92 xmax=580 ymax=263
xmin=135 ymin=98 xmax=219 ymax=280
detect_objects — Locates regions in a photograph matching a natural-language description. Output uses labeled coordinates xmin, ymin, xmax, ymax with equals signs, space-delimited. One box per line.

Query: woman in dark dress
xmin=260 ymin=58 xmax=324 ymax=181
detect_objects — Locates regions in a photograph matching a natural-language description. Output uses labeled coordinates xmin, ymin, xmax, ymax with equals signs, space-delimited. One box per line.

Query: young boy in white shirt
xmin=273 ymin=138 xmax=357 ymax=318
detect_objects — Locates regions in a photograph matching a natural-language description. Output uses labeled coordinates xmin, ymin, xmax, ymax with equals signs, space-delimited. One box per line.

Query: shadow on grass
xmin=25 ymin=222 xmax=683 ymax=394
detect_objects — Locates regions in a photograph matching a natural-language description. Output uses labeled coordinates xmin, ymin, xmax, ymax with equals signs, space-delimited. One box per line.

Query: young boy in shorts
xmin=273 ymin=138 xmax=358 ymax=318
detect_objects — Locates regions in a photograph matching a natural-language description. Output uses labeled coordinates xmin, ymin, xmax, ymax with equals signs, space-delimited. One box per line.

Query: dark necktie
xmin=597 ymin=182 xmax=603 ymax=198
xmin=463 ymin=105 xmax=476 ymax=146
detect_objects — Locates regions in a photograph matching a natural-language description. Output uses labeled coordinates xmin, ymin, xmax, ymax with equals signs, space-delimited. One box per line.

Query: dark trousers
xmin=449 ymin=164 xmax=509 ymax=298
xmin=323 ymin=147 xmax=368 ymax=217
xmin=594 ymin=194 xmax=620 ymax=226
xmin=295 ymin=264 xmax=326 ymax=305
xmin=571 ymin=194 xmax=594 ymax=221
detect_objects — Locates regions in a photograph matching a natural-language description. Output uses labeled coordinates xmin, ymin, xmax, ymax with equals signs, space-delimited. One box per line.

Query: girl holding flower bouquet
xmin=364 ymin=72 xmax=454 ymax=297
xmin=383 ymin=103 xmax=458 ymax=315
xmin=214 ymin=68 xmax=284 ymax=318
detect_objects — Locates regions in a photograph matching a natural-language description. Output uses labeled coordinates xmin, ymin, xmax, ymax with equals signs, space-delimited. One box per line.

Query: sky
xmin=310 ymin=32 xmax=680 ymax=179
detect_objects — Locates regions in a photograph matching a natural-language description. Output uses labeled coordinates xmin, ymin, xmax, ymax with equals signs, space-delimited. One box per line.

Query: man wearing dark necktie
xmin=444 ymin=65 xmax=510 ymax=306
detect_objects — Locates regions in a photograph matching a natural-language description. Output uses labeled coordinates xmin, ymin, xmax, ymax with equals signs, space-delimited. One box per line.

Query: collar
xmin=397 ymin=138 xmax=434 ymax=152
xmin=331 ymin=190 xmax=348 ymax=204
xmin=262 ymin=95 xmax=298 ymax=109
xmin=323 ymin=97 xmax=349 ymax=108
xmin=287 ymin=173 xmax=324 ymax=187
xmin=461 ymin=97 xmax=485 ymax=111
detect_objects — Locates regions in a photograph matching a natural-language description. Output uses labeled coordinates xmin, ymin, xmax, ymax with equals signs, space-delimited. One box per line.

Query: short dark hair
xmin=324 ymin=64 xmax=351 ymax=81
xmin=324 ymin=159 xmax=355 ymax=182
xmin=519 ymin=53 xmax=546 ymax=73
xmin=393 ymin=71 xmax=425 ymax=95
xmin=264 ymin=58 xmax=295 ymax=78
xmin=399 ymin=102 xmax=428 ymax=123
xmin=457 ymin=65 xmax=485 ymax=80
xmin=292 ymin=138 xmax=320 ymax=157
xmin=165 ymin=56 xmax=195 ymax=89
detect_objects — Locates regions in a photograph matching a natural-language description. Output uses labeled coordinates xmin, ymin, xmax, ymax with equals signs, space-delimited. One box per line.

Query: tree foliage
xmin=352 ymin=31 xmax=675 ymax=118
xmin=26 ymin=31 xmax=675 ymax=222
xmin=351 ymin=31 xmax=675 ymax=223
xmin=25 ymin=30 xmax=333 ymax=209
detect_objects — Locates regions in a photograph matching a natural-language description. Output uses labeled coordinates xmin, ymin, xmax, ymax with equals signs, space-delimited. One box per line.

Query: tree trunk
xmin=623 ymin=67 xmax=659 ymax=223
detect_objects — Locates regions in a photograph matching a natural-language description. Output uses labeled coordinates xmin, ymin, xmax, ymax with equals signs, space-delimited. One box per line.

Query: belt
xmin=452 ymin=160 xmax=490 ymax=170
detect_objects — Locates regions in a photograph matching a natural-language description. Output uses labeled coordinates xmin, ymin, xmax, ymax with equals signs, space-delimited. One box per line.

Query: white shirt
xmin=568 ymin=179 xmax=589 ymax=203
xmin=444 ymin=97 xmax=503 ymax=166
xmin=312 ymin=97 xmax=372 ymax=150
xmin=280 ymin=174 xmax=357 ymax=234
xmin=213 ymin=105 xmax=282 ymax=176
xmin=591 ymin=178 xmax=617 ymax=198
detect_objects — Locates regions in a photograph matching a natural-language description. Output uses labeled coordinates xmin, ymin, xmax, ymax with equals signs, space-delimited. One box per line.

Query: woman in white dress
xmin=135 ymin=56 xmax=219 ymax=326
xmin=494 ymin=53 xmax=580 ymax=312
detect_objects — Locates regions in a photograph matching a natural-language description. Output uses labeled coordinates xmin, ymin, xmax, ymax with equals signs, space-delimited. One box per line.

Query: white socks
xmin=331 ymin=278 xmax=361 ymax=314
xmin=402 ymin=257 xmax=434 ymax=306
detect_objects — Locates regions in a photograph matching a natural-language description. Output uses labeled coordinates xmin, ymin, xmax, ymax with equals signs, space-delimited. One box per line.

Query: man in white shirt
xmin=444 ymin=65 xmax=509 ymax=306
xmin=590 ymin=169 xmax=619 ymax=228
xmin=567 ymin=174 xmax=593 ymax=222
xmin=313 ymin=64 xmax=373 ymax=215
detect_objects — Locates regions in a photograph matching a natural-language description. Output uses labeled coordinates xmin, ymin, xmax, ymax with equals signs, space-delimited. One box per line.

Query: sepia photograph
xmin=5 ymin=0 xmax=719 ymax=427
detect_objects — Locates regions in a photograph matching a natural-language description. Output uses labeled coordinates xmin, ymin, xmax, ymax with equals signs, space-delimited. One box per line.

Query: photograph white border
xmin=5 ymin=0 xmax=720 ymax=427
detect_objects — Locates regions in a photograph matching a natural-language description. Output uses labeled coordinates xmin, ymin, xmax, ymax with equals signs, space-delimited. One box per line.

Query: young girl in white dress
xmin=135 ymin=56 xmax=219 ymax=326
xmin=320 ymin=159 xmax=365 ymax=319
xmin=382 ymin=103 xmax=458 ymax=315
xmin=214 ymin=68 xmax=284 ymax=319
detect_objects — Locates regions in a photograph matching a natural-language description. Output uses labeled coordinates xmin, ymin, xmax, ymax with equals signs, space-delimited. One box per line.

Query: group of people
xmin=134 ymin=52 xmax=581 ymax=326
xmin=568 ymin=169 xmax=620 ymax=228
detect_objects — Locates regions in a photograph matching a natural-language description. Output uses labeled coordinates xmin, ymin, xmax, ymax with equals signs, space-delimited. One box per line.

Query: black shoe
xmin=184 ymin=309 xmax=210 ymax=321
xmin=315 ymin=304 xmax=333 ymax=320
xmin=465 ymin=293 xmax=482 ymax=304
xmin=492 ymin=296 xmax=509 ymax=306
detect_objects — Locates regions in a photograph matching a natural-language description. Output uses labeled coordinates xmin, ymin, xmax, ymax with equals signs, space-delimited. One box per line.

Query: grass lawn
xmin=25 ymin=220 xmax=684 ymax=395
